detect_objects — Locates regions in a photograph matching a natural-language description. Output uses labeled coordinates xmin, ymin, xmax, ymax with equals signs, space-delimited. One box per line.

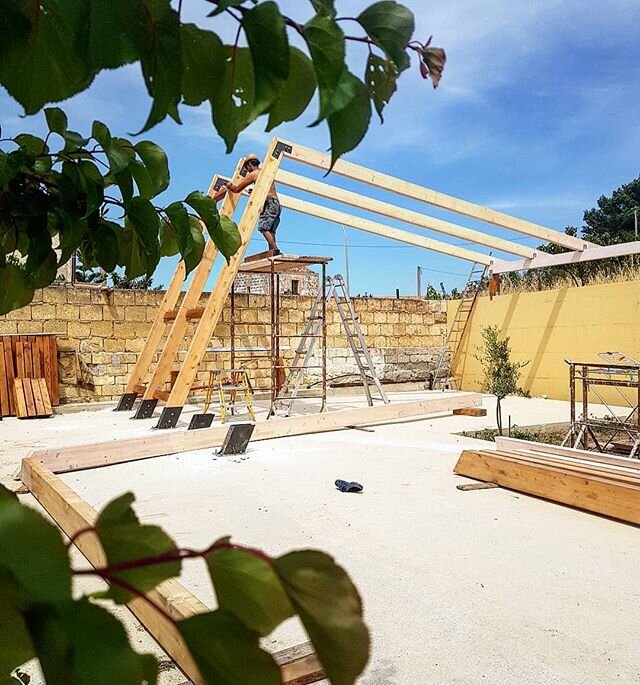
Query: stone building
xmin=233 ymin=266 xmax=320 ymax=296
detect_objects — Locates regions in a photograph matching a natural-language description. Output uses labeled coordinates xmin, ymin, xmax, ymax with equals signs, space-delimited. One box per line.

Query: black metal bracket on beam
xmin=217 ymin=423 xmax=255 ymax=455
xmin=188 ymin=413 xmax=215 ymax=431
xmin=133 ymin=398 xmax=158 ymax=420
xmin=214 ymin=177 xmax=230 ymax=191
xmin=155 ymin=406 xmax=183 ymax=429
xmin=272 ymin=141 xmax=292 ymax=159
xmin=114 ymin=392 xmax=138 ymax=412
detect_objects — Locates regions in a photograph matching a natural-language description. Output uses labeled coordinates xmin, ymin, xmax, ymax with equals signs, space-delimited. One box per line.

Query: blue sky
xmin=2 ymin=0 xmax=639 ymax=295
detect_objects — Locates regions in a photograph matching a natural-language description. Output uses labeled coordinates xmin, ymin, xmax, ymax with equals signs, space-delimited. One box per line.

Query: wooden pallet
xmin=0 ymin=335 xmax=59 ymax=417
xmin=14 ymin=378 xmax=53 ymax=418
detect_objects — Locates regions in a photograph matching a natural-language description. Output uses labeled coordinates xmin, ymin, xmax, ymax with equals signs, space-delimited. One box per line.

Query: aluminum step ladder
xmin=431 ymin=262 xmax=488 ymax=390
xmin=276 ymin=274 xmax=389 ymax=415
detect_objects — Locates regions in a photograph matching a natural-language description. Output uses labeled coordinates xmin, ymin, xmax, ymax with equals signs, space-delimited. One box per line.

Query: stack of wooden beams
xmin=0 ymin=334 xmax=59 ymax=417
xmin=454 ymin=436 xmax=640 ymax=525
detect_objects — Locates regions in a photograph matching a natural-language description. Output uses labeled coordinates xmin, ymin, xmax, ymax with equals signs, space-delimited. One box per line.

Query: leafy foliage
xmin=0 ymin=1 xmax=445 ymax=165
xmin=0 ymin=111 xmax=238 ymax=315
xmin=1 ymin=484 xmax=369 ymax=684
xmin=475 ymin=325 xmax=529 ymax=435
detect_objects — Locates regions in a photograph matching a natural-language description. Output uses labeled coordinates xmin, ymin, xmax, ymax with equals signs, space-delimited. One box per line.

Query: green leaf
xmin=207 ymin=0 xmax=257 ymax=17
xmin=138 ymin=1 xmax=182 ymax=133
xmin=0 ymin=1 xmax=93 ymax=115
xmin=29 ymin=249 xmax=58 ymax=289
xmin=107 ymin=137 xmax=135 ymax=175
xmin=0 ymin=586 xmax=35 ymax=676
xmin=95 ymin=492 xmax=180 ymax=604
xmin=210 ymin=215 xmax=242 ymax=261
xmin=27 ymin=599 xmax=158 ymax=685
xmin=159 ymin=222 xmax=178 ymax=257
xmin=210 ymin=47 xmax=255 ymax=152
xmin=242 ymin=2 xmax=289 ymax=117
xmin=327 ymin=72 xmax=372 ymax=166
xmin=421 ymin=46 xmax=446 ymax=88
xmin=86 ymin=0 xmax=149 ymax=69
xmin=266 ymin=47 xmax=317 ymax=131
xmin=77 ymin=160 xmax=105 ymax=218
xmin=92 ymin=221 xmax=120 ymax=273
xmin=13 ymin=134 xmax=45 ymax=157
xmin=275 ymin=550 xmax=369 ymax=685
xmin=184 ymin=191 xmax=220 ymax=231
xmin=117 ymin=223 xmax=152 ymax=279
xmin=44 ymin=107 xmax=68 ymax=135
xmin=184 ymin=217 xmax=206 ymax=275
xmin=365 ymin=54 xmax=398 ymax=123
xmin=114 ymin=168 xmax=134 ymax=207
xmin=357 ymin=1 xmax=415 ymax=72
xmin=62 ymin=130 xmax=90 ymax=152
xmin=181 ymin=24 xmax=224 ymax=107
xmin=134 ymin=141 xmax=169 ymax=198
xmin=92 ymin=120 xmax=112 ymax=150
xmin=129 ymin=161 xmax=154 ymax=200
xmin=0 ymin=483 xmax=71 ymax=602
xmin=206 ymin=544 xmax=293 ymax=635
xmin=179 ymin=610 xmax=280 ymax=685
xmin=303 ymin=14 xmax=347 ymax=123
xmin=163 ymin=201 xmax=192 ymax=256
xmin=310 ymin=0 xmax=336 ymax=17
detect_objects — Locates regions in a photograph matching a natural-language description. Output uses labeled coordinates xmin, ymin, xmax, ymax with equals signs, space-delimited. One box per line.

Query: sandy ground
xmin=3 ymin=393 xmax=639 ymax=684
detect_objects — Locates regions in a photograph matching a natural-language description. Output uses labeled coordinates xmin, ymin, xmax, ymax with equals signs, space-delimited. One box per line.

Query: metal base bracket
xmin=114 ymin=392 xmax=138 ymax=412
xmin=188 ymin=413 xmax=215 ymax=431
xmin=217 ymin=422 xmax=255 ymax=455
xmin=155 ymin=406 xmax=183 ymax=429
xmin=133 ymin=399 xmax=158 ymax=420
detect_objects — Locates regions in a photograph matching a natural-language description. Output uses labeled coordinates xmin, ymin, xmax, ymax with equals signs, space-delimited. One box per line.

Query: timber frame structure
xmin=116 ymin=137 xmax=640 ymax=429
xmin=21 ymin=391 xmax=482 ymax=685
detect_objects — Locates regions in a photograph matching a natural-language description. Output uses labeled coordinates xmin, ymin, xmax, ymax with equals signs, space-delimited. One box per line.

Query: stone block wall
xmin=0 ymin=285 xmax=446 ymax=404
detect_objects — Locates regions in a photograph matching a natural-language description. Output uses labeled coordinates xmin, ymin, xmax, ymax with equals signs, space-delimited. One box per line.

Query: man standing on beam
xmin=213 ymin=153 xmax=282 ymax=254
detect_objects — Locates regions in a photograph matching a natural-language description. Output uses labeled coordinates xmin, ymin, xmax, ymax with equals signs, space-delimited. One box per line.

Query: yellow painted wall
xmin=450 ymin=280 xmax=640 ymax=402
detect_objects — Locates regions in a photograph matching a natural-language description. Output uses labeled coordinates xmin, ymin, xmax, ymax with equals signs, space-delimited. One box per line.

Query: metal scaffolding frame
xmin=563 ymin=356 xmax=640 ymax=458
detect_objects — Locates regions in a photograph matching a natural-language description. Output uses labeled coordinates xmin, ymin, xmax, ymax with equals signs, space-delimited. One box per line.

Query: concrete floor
xmin=3 ymin=393 xmax=639 ymax=684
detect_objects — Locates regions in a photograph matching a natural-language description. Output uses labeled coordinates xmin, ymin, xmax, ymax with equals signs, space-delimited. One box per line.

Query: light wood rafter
xmin=123 ymin=171 xmax=235 ymax=401
xmin=154 ymin=138 xmax=285 ymax=428
xmin=276 ymin=140 xmax=594 ymax=252
xmin=120 ymin=136 xmax=640 ymax=424
xmin=19 ymin=391 xmax=482 ymax=683
xmin=135 ymin=161 xmax=246 ymax=417
xmin=276 ymin=170 xmax=534 ymax=258
xmin=31 ymin=393 xmax=482 ymax=474
xmin=21 ymin=457 xmax=323 ymax=685
xmin=278 ymin=194 xmax=493 ymax=265
xmin=489 ymin=241 xmax=640 ymax=274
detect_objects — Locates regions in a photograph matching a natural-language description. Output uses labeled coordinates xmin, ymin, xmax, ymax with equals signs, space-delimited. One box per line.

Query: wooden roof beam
xmin=277 ymin=194 xmax=493 ymax=265
xmin=276 ymin=170 xmax=534 ymax=258
xmin=490 ymin=241 xmax=640 ymax=274
xmin=277 ymin=139 xmax=594 ymax=252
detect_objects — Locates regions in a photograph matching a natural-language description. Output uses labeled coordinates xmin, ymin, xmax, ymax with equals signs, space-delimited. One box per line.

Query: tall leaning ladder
xmin=276 ymin=274 xmax=389 ymax=416
xmin=432 ymin=262 xmax=488 ymax=390
xmin=147 ymin=138 xmax=289 ymax=429
xmin=114 ymin=159 xmax=246 ymax=414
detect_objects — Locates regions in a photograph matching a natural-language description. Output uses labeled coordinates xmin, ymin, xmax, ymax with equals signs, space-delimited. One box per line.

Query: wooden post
xmin=155 ymin=138 xmax=285 ymax=428
xmin=131 ymin=160 xmax=246 ymax=420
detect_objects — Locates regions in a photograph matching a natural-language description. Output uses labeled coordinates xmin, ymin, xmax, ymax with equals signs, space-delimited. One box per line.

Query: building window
xmin=291 ymin=279 xmax=299 ymax=295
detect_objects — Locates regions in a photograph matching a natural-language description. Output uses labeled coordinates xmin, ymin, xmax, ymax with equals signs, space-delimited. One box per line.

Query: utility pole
xmin=416 ymin=266 xmax=422 ymax=297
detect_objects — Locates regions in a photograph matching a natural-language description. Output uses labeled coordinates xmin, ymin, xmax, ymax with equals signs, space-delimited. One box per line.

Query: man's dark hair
xmin=243 ymin=158 xmax=260 ymax=170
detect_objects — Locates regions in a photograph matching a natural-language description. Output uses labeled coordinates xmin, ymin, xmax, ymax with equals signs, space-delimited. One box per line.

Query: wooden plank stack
xmin=0 ymin=335 xmax=59 ymax=418
xmin=454 ymin=436 xmax=640 ymax=526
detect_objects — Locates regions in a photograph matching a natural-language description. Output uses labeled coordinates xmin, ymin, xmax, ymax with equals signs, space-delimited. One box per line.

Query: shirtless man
xmin=213 ymin=153 xmax=281 ymax=254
